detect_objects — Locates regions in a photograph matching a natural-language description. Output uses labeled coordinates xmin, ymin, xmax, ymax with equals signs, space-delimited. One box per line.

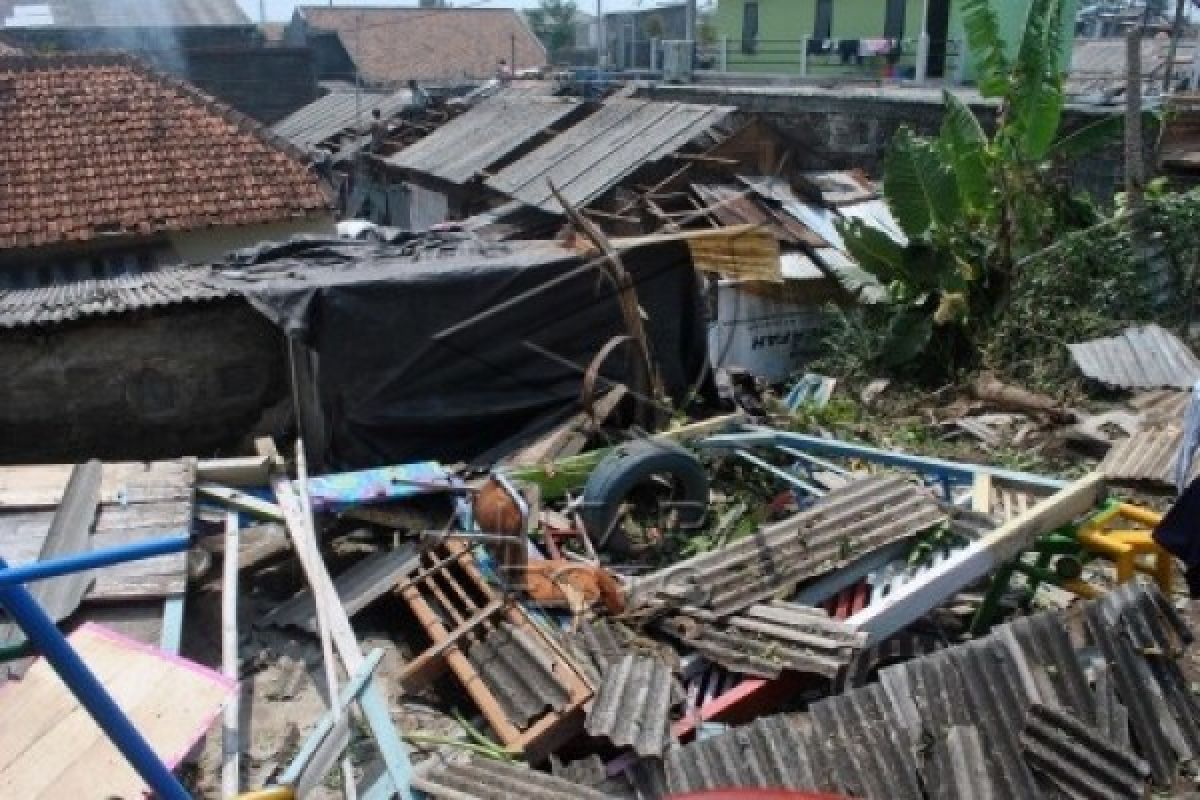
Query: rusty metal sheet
xmin=631 ymin=474 xmax=946 ymax=616
xmin=1068 ymin=324 xmax=1200 ymax=389
xmin=584 ymin=653 xmax=677 ymax=757
xmin=663 ymin=601 xmax=867 ymax=680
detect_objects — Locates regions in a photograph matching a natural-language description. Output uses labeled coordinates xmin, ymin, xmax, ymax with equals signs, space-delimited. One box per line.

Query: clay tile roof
xmin=0 ymin=0 xmax=250 ymax=28
xmin=297 ymin=5 xmax=547 ymax=83
xmin=0 ymin=53 xmax=330 ymax=252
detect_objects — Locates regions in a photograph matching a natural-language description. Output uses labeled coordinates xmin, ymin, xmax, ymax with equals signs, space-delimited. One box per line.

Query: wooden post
xmin=220 ymin=512 xmax=239 ymax=800
xmin=1125 ymin=28 xmax=1145 ymax=213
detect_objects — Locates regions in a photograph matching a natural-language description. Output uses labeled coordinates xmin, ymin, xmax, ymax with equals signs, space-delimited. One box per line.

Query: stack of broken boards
xmin=0 ymin=459 xmax=196 ymax=666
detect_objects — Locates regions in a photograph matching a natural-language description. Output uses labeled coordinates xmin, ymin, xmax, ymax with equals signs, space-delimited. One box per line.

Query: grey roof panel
xmin=631 ymin=473 xmax=946 ymax=616
xmin=487 ymin=99 xmax=735 ymax=213
xmin=1020 ymin=703 xmax=1151 ymax=800
xmin=1099 ymin=429 xmax=1184 ymax=488
xmin=1068 ymin=324 xmax=1200 ymax=389
xmin=417 ymin=757 xmax=620 ymax=800
xmin=273 ymin=90 xmax=409 ymax=149
xmin=466 ymin=622 xmax=571 ymax=729
xmin=388 ymin=95 xmax=584 ymax=185
xmin=584 ymin=653 xmax=676 ymax=757
xmin=0 ymin=267 xmax=234 ymax=329
xmin=665 ymin=713 xmax=817 ymax=795
xmin=663 ymin=601 xmax=867 ymax=680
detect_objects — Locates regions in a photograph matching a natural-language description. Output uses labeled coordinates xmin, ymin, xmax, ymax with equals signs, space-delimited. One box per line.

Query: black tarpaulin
xmin=220 ymin=236 xmax=708 ymax=468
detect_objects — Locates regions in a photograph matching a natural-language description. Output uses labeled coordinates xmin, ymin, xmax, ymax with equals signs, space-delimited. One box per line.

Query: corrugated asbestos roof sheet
xmin=665 ymin=585 xmax=1189 ymax=799
xmin=631 ymin=474 xmax=946 ymax=616
xmin=272 ymin=89 xmax=411 ymax=150
xmin=486 ymin=99 xmax=735 ymax=213
xmin=1020 ymin=702 xmax=1152 ymax=799
xmin=0 ymin=267 xmax=233 ymax=329
xmin=416 ymin=757 xmax=619 ymax=799
xmin=1068 ymin=324 xmax=1200 ymax=389
xmin=584 ymin=653 xmax=677 ymax=757
xmin=1099 ymin=429 xmax=1183 ymax=488
xmin=1082 ymin=583 xmax=1200 ymax=785
xmin=663 ymin=601 xmax=867 ymax=680
xmin=388 ymin=95 xmax=584 ymax=185
xmin=1130 ymin=388 xmax=1190 ymax=426
xmin=465 ymin=622 xmax=571 ymax=729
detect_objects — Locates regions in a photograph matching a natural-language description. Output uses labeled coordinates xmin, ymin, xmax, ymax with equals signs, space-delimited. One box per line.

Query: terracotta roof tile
xmin=298 ymin=6 xmax=547 ymax=83
xmin=0 ymin=53 xmax=330 ymax=251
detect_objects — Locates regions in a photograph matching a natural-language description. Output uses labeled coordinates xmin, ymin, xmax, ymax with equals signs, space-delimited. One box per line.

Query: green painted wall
xmin=712 ymin=0 xmax=1077 ymax=79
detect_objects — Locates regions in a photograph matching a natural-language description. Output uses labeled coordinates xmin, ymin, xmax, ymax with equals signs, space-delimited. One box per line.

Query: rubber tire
xmin=580 ymin=439 xmax=709 ymax=557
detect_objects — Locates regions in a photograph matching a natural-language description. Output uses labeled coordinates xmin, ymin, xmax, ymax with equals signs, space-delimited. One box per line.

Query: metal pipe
xmin=0 ymin=531 xmax=191 ymax=589
xmin=0 ymin=556 xmax=191 ymax=800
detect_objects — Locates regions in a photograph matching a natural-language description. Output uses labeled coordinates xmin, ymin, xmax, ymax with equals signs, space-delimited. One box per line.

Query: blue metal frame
xmin=0 ymin=548 xmax=192 ymax=800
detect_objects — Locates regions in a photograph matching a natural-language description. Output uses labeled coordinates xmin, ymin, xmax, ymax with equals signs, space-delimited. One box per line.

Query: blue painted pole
xmin=0 ymin=557 xmax=191 ymax=800
xmin=0 ymin=532 xmax=191 ymax=589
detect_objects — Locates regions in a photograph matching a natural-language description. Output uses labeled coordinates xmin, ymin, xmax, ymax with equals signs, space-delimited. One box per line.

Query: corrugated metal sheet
xmin=584 ymin=653 xmax=677 ymax=757
xmin=0 ymin=267 xmax=234 ymax=329
xmin=928 ymin=726 xmax=994 ymax=800
xmin=388 ymin=95 xmax=584 ymax=185
xmin=487 ymin=99 xmax=735 ymax=213
xmin=272 ymin=89 xmax=411 ymax=149
xmin=663 ymin=601 xmax=867 ymax=680
xmin=1098 ymin=429 xmax=1198 ymax=488
xmin=1083 ymin=583 xmax=1200 ymax=786
xmin=466 ymin=622 xmax=571 ymax=729
xmin=780 ymin=252 xmax=826 ymax=282
xmin=1130 ymin=388 xmax=1191 ymax=426
xmin=1020 ymin=702 xmax=1151 ymax=799
xmin=631 ymin=474 xmax=946 ymax=616
xmin=1068 ymin=324 xmax=1200 ymax=389
xmin=416 ymin=756 xmax=620 ymax=799
xmin=691 ymin=182 xmax=824 ymax=248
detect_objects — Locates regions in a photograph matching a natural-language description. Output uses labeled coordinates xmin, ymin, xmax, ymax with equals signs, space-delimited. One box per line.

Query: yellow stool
xmin=1075 ymin=503 xmax=1175 ymax=593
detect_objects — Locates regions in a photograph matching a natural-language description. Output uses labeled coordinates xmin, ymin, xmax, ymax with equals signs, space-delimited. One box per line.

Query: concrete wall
xmin=640 ymin=83 xmax=1130 ymax=200
xmin=167 ymin=213 xmax=337 ymax=265
xmin=0 ymin=301 xmax=288 ymax=463
xmin=711 ymin=0 xmax=1076 ymax=79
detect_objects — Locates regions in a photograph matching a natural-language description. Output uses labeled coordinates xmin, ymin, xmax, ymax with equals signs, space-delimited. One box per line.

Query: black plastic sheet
xmin=220 ymin=237 xmax=708 ymax=468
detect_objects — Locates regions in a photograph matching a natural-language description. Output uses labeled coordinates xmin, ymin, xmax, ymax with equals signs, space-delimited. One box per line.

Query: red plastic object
xmin=666 ymin=790 xmax=858 ymax=800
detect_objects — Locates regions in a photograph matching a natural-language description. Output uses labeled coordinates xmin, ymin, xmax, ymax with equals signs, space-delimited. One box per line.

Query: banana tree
xmin=836 ymin=0 xmax=1120 ymax=367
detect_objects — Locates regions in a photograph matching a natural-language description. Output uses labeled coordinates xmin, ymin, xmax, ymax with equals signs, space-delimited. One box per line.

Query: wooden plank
xmin=197 ymin=484 xmax=285 ymax=523
xmin=0 ymin=461 xmax=100 ymax=648
xmin=272 ymin=456 xmax=414 ymax=799
xmin=851 ymin=474 xmax=1107 ymax=642
xmin=0 ymin=461 xmax=193 ymax=509
xmin=221 ymin=512 xmax=240 ymax=799
xmin=197 ymin=456 xmax=271 ymax=488
xmin=266 ymin=546 xmax=420 ymax=634
xmin=0 ymin=624 xmax=233 ymax=799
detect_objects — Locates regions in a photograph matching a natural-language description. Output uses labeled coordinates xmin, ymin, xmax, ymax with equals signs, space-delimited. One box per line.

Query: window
xmin=885 ymin=0 xmax=906 ymax=39
xmin=814 ymin=0 xmax=833 ymax=41
xmin=741 ymin=1 xmax=759 ymax=55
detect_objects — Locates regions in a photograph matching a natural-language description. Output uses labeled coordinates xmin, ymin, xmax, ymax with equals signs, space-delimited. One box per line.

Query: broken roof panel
xmin=632 ymin=473 xmax=946 ymax=616
xmin=416 ymin=757 xmax=620 ymax=800
xmin=1098 ymin=429 xmax=1185 ymax=488
xmin=1068 ymin=324 xmax=1200 ymax=389
xmin=664 ymin=602 xmax=867 ymax=680
xmin=665 ymin=713 xmax=818 ymax=795
xmin=466 ymin=622 xmax=572 ymax=729
xmin=0 ymin=267 xmax=234 ymax=329
xmin=388 ymin=94 xmax=585 ymax=185
xmin=584 ymin=653 xmax=676 ymax=757
xmin=486 ymin=99 xmax=736 ymax=213
xmin=1020 ymin=702 xmax=1152 ymax=799
xmin=272 ymin=89 xmax=412 ymax=150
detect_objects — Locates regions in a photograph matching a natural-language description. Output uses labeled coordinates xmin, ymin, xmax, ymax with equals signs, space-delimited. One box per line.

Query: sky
xmin=236 ymin=0 xmax=677 ymax=24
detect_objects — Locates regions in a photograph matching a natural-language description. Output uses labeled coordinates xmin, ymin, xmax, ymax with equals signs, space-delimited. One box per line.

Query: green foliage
xmin=829 ymin=0 xmax=1121 ymax=382
xmin=526 ymin=0 xmax=578 ymax=61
